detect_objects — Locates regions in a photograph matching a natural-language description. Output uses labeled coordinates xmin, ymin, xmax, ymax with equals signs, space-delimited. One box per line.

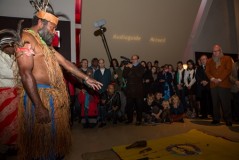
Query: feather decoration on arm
xmin=17 ymin=19 xmax=24 ymax=38
xmin=0 ymin=29 xmax=21 ymax=46
xmin=0 ymin=19 xmax=25 ymax=47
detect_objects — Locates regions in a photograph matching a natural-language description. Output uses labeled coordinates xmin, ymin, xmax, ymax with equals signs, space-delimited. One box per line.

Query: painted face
xmin=38 ymin=22 xmax=56 ymax=46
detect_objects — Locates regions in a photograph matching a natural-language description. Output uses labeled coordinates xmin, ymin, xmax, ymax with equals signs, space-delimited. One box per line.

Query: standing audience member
xmin=168 ymin=64 xmax=175 ymax=79
xmin=205 ymin=44 xmax=233 ymax=126
xmin=94 ymin=58 xmax=112 ymax=94
xmin=146 ymin=61 xmax=153 ymax=71
xmin=110 ymin=58 xmax=123 ymax=91
xmin=123 ymin=55 xmax=145 ymax=125
xmin=78 ymin=88 xmax=99 ymax=128
xmin=119 ymin=61 xmax=128 ymax=92
xmin=141 ymin=61 xmax=147 ymax=69
xmin=174 ymin=61 xmax=187 ymax=110
xmin=143 ymin=63 xmax=154 ymax=98
xmin=184 ymin=59 xmax=197 ymax=118
xmin=230 ymin=55 xmax=239 ymax=122
xmin=78 ymin=59 xmax=99 ymax=128
xmin=153 ymin=60 xmax=160 ymax=73
xmin=63 ymin=69 xmax=77 ymax=126
xmin=80 ymin=59 xmax=93 ymax=78
xmin=89 ymin=57 xmax=99 ymax=75
xmin=150 ymin=66 xmax=159 ymax=93
xmin=195 ymin=55 xmax=212 ymax=119
xmin=157 ymin=64 xmax=174 ymax=100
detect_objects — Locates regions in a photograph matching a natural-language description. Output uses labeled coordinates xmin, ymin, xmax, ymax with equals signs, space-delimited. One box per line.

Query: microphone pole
xmin=98 ymin=26 xmax=112 ymax=63
xmin=94 ymin=26 xmax=120 ymax=86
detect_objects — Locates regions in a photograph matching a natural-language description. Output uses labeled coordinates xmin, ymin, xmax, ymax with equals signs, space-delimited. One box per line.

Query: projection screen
xmin=80 ymin=0 xmax=201 ymax=66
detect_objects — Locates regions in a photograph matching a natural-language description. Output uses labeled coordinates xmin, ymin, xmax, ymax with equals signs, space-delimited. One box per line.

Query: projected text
xmin=113 ymin=34 xmax=142 ymax=41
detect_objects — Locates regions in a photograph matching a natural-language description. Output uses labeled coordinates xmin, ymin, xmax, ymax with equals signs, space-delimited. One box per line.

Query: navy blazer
xmin=94 ymin=68 xmax=112 ymax=94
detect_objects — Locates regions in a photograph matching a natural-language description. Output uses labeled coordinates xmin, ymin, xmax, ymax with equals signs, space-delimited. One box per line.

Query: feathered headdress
xmin=29 ymin=0 xmax=59 ymax=25
xmin=0 ymin=20 xmax=24 ymax=48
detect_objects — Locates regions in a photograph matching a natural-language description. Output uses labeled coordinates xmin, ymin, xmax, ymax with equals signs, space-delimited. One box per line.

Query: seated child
xmin=142 ymin=93 xmax=155 ymax=123
xmin=152 ymin=92 xmax=164 ymax=108
xmin=152 ymin=100 xmax=171 ymax=123
xmin=170 ymin=95 xmax=184 ymax=122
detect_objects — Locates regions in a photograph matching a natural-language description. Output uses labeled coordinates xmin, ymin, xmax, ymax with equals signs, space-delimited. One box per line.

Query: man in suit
xmin=94 ymin=58 xmax=112 ymax=94
xmin=123 ymin=55 xmax=145 ymax=125
xmin=195 ymin=55 xmax=212 ymax=119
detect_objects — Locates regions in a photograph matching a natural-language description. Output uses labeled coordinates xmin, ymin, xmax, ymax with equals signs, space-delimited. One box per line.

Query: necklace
xmin=26 ymin=29 xmax=47 ymax=45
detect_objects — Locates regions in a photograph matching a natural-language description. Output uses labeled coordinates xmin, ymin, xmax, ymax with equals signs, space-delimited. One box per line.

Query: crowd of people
xmin=65 ymin=45 xmax=239 ymax=129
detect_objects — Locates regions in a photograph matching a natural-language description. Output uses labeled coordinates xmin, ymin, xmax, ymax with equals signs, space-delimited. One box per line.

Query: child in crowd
xmin=170 ymin=95 xmax=185 ymax=122
xmin=152 ymin=100 xmax=171 ymax=123
xmin=153 ymin=92 xmax=164 ymax=108
xmin=142 ymin=93 xmax=155 ymax=123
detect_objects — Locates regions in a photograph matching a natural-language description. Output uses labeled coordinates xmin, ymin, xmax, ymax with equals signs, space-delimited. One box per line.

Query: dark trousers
xmin=126 ymin=97 xmax=143 ymax=122
xmin=200 ymin=89 xmax=212 ymax=117
xmin=175 ymin=88 xmax=187 ymax=111
xmin=232 ymin=92 xmax=239 ymax=121
xmin=70 ymin=95 xmax=76 ymax=124
xmin=210 ymin=87 xmax=232 ymax=121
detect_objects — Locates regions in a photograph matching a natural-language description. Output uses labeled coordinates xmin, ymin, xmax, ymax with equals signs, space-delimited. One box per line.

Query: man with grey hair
xmin=205 ymin=44 xmax=233 ymax=126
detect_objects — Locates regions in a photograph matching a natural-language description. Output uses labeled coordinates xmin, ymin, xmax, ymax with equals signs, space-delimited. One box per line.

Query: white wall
xmin=194 ymin=0 xmax=238 ymax=54
xmin=0 ymin=0 xmax=76 ymax=62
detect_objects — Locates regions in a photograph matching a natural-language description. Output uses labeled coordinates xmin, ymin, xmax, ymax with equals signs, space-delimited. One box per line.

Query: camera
xmin=120 ymin=56 xmax=131 ymax=65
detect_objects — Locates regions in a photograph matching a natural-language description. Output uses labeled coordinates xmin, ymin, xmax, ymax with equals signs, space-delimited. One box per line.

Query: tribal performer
xmin=0 ymin=37 xmax=19 ymax=154
xmin=14 ymin=1 xmax=102 ymax=159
